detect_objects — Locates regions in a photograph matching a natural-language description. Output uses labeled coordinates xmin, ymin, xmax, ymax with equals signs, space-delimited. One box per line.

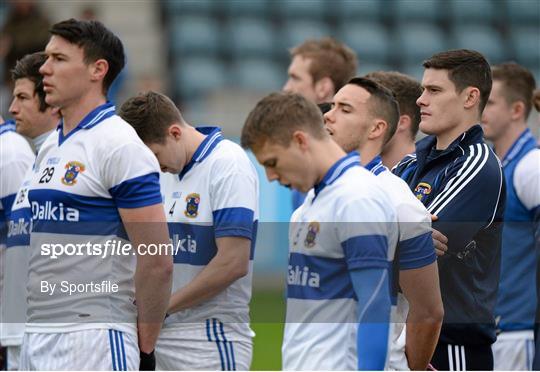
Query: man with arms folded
xmin=393 ymin=49 xmax=505 ymax=370
xmin=1 ymin=51 xmax=59 ymax=370
xmin=324 ymin=76 xmax=444 ymax=370
xmin=283 ymin=37 xmax=358 ymax=209
xmin=119 ymin=91 xmax=259 ymax=370
xmin=481 ymin=62 xmax=539 ymax=370
xmin=21 ymin=19 xmax=172 ymax=370
xmin=241 ymin=92 xmax=397 ymax=370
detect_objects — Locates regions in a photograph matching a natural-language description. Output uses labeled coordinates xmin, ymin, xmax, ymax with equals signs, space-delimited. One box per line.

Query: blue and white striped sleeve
xmin=210 ymin=156 xmax=259 ymax=240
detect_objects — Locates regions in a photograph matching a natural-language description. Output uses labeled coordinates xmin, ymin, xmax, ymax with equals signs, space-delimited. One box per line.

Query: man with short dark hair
xmin=393 ymin=49 xmax=505 ymax=370
xmin=482 ymin=62 xmax=539 ymax=370
xmin=119 ymin=91 xmax=258 ymax=370
xmin=20 ymin=19 xmax=173 ymax=370
xmin=325 ymin=77 xmax=444 ymax=370
xmin=1 ymin=51 xmax=59 ymax=371
xmin=242 ymin=92 xmax=397 ymax=370
xmin=283 ymin=37 xmax=358 ymax=209
xmin=365 ymin=71 xmax=423 ymax=169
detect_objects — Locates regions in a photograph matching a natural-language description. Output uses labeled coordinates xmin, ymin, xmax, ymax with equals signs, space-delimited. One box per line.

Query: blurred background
xmin=0 ymin=1 xmax=538 ymax=368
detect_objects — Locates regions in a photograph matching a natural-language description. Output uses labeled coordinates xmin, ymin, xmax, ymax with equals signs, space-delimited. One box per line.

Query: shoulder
xmin=515 ymin=148 xmax=540 ymax=178
xmin=92 ymin=115 xmax=146 ymax=148
xmin=207 ymin=140 xmax=257 ymax=178
xmin=0 ymin=131 xmax=34 ymax=166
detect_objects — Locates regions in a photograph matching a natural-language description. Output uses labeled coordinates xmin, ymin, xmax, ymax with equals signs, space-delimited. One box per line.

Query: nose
xmin=39 ymin=57 xmax=51 ymax=76
xmin=283 ymin=79 xmax=293 ymax=93
xmin=323 ymin=106 xmax=335 ymax=124
xmin=265 ymin=167 xmax=279 ymax=182
xmin=8 ymin=98 xmax=18 ymax=115
xmin=416 ymin=91 xmax=427 ymax=107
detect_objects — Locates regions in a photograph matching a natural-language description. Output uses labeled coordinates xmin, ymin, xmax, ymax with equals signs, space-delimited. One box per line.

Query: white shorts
xmin=6 ymin=346 xmax=20 ymax=371
xmin=387 ymin=323 xmax=410 ymax=371
xmin=492 ymin=330 xmax=535 ymax=371
xmin=19 ymin=329 xmax=139 ymax=371
xmin=156 ymin=319 xmax=252 ymax=371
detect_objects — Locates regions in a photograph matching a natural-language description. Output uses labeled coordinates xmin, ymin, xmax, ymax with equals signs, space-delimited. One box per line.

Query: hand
xmin=431 ymin=215 xmax=448 ymax=256
xmin=139 ymin=350 xmax=156 ymax=371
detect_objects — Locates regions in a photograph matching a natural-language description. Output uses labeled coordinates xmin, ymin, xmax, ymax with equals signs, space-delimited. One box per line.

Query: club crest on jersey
xmin=304 ymin=221 xmax=320 ymax=248
xmin=61 ymin=161 xmax=85 ymax=186
xmin=414 ymin=182 xmax=432 ymax=202
xmin=184 ymin=193 xmax=200 ymax=218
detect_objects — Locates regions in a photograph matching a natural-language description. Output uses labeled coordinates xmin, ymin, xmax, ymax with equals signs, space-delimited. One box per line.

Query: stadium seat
xmin=451 ymin=25 xmax=506 ymax=63
xmin=280 ymin=20 xmax=333 ymax=51
xmin=330 ymin=0 xmax=382 ymax=21
xmin=170 ymin=15 xmax=221 ymax=57
xmin=506 ymin=0 xmax=540 ymax=25
xmin=277 ymin=0 xmax=327 ymax=20
xmin=393 ymin=0 xmax=443 ymax=22
xmin=222 ymin=0 xmax=268 ymax=17
xmin=226 ymin=18 xmax=276 ymax=58
xmin=510 ymin=26 xmax=540 ymax=67
xmin=163 ymin=0 xmax=215 ymax=15
xmin=339 ymin=21 xmax=391 ymax=63
xmin=448 ymin=0 xmax=497 ymax=23
xmin=393 ymin=23 xmax=448 ymax=65
xmin=175 ymin=57 xmax=228 ymax=98
xmin=230 ymin=58 xmax=283 ymax=91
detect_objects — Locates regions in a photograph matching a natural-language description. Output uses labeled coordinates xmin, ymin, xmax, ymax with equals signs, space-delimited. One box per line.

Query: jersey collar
xmin=416 ymin=124 xmax=484 ymax=160
xmin=0 ymin=120 xmax=16 ymax=136
xmin=57 ymin=102 xmax=116 ymax=146
xmin=364 ymin=155 xmax=387 ymax=175
xmin=178 ymin=126 xmax=223 ymax=181
xmin=313 ymin=151 xmax=361 ymax=198
xmin=501 ymin=128 xmax=536 ymax=167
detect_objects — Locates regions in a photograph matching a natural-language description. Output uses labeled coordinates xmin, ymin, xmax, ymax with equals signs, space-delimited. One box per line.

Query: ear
xmin=291 ymin=130 xmax=309 ymax=151
xmin=314 ymin=77 xmax=335 ymax=102
xmin=368 ymin=119 xmax=388 ymax=141
xmin=396 ymin=115 xmax=411 ymax=134
xmin=463 ymin=87 xmax=481 ymax=110
xmin=510 ymin=101 xmax=526 ymax=121
xmin=89 ymin=58 xmax=109 ymax=84
xmin=168 ymin=123 xmax=183 ymax=140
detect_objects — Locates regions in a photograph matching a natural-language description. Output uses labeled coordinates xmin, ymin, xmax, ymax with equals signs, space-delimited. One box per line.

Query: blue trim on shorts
xmin=219 ymin=321 xmax=232 ymax=370
xmin=109 ymin=330 xmax=117 ymax=371
xmin=119 ymin=331 xmax=127 ymax=371
xmin=212 ymin=318 xmax=226 ymax=370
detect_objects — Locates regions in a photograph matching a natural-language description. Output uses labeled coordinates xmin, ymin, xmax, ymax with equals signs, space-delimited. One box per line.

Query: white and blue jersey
xmin=495 ymin=128 xmax=540 ymax=331
xmin=282 ymin=152 xmax=397 ymax=371
xmin=24 ymin=102 xmax=162 ymax=335
xmin=160 ymin=127 xmax=259 ymax=340
xmin=0 ymin=121 xmax=34 ymax=344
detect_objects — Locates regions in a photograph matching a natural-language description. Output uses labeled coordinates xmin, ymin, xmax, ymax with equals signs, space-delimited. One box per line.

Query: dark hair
xmin=119 ymin=91 xmax=184 ymax=144
xmin=291 ymin=37 xmax=358 ymax=93
xmin=492 ymin=62 xmax=537 ymax=119
xmin=347 ymin=77 xmax=400 ymax=144
xmin=423 ymin=49 xmax=492 ymax=113
xmin=50 ymin=18 xmax=125 ymax=93
xmin=365 ymin=71 xmax=422 ymax=140
xmin=241 ymin=92 xmax=327 ymax=150
xmin=534 ymin=89 xmax=540 ymax=112
xmin=11 ymin=52 xmax=48 ymax=112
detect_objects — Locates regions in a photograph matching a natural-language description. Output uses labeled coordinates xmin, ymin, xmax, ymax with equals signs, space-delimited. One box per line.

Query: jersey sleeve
xmin=427 ymin=144 xmax=504 ymax=255
xmin=102 ymin=141 xmax=162 ymax=208
xmin=210 ymin=156 xmax=259 ymax=240
xmin=336 ymin=197 xmax=391 ymax=271
xmin=513 ymin=149 xmax=540 ymax=213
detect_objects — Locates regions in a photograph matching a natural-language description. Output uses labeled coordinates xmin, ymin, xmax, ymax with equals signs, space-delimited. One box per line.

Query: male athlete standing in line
xmin=20 ymin=19 xmax=172 ymax=370
xmin=242 ymin=92 xmax=397 ymax=370
xmin=482 ymin=62 xmax=539 ymax=370
xmin=1 ymin=51 xmax=59 ymax=370
xmin=394 ymin=49 xmax=505 ymax=370
xmin=324 ymin=77 xmax=444 ymax=370
xmin=120 ymin=91 xmax=258 ymax=370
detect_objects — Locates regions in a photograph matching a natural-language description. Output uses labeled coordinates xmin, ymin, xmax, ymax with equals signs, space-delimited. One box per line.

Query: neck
xmin=436 ymin=118 xmax=477 ymax=150
xmin=313 ymin=138 xmax=347 ymax=185
xmin=32 ymin=129 xmax=54 ymax=152
xmin=381 ymin=133 xmax=415 ymax=169
xmin=184 ymin=125 xmax=208 ymax=163
xmin=357 ymin=141 xmax=383 ymax=167
xmin=493 ymin=122 xmax=528 ymax=159
xmin=61 ymin=92 xmax=107 ymax=135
